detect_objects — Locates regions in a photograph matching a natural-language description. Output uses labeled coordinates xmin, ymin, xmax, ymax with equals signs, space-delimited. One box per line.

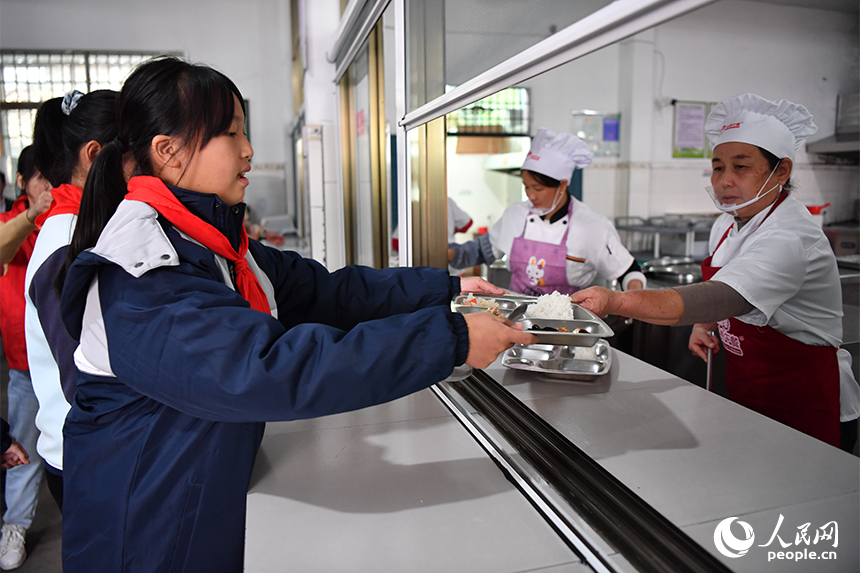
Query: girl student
xmin=57 ymin=56 xmax=534 ymax=572
xmin=0 ymin=145 xmax=52 ymax=570
xmin=24 ymin=88 xmax=119 ymax=511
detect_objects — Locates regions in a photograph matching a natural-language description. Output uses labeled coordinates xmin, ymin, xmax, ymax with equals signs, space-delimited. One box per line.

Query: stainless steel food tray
xmin=453 ymin=294 xmax=535 ymax=318
xmin=507 ymin=303 xmax=614 ymax=346
xmin=502 ymin=341 xmax=611 ymax=381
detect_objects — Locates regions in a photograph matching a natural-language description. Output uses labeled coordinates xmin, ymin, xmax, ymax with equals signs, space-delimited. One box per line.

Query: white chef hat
xmin=521 ymin=127 xmax=592 ymax=181
xmin=705 ymin=94 xmax=817 ymax=162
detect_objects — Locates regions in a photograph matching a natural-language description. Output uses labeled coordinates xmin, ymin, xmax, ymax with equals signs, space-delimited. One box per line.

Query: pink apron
xmin=509 ymin=200 xmax=577 ymax=296
xmin=701 ymin=191 xmax=840 ymax=447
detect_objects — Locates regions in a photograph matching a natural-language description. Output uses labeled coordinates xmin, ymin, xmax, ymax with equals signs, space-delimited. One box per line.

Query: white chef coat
xmin=487 ymin=197 xmax=633 ymax=289
xmin=447 ymin=197 xmax=473 ymax=243
xmin=709 ymin=194 xmax=860 ymax=421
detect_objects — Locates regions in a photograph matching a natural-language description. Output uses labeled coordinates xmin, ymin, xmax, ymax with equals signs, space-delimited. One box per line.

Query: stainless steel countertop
xmin=244 ymin=389 xmax=584 ymax=573
xmin=245 ymin=349 xmax=858 ymax=572
xmin=482 ymin=351 xmax=859 ymax=572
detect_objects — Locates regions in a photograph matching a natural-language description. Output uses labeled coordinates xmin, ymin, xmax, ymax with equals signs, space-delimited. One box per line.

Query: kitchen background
xmin=2 ymin=0 xmax=857 ymax=241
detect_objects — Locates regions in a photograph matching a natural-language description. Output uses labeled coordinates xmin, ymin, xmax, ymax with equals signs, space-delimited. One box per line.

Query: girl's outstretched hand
xmin=463 ymin=311 xmax=537 ymax=369
xmin=571 ymin=286 xmax=619 ymax=317
xmin=460 ymin=276 xmax=506 ymax=296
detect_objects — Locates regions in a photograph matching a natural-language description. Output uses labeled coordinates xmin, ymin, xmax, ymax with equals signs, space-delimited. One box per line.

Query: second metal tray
xmin=454 ymin=294 xmax=534 ymax=318
xmin=502 ymin=341 xmax=611 ymax=381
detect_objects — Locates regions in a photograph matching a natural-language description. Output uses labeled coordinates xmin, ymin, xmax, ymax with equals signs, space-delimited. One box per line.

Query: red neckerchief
xmin=125 ymin=176 xmax=270 ymax=314
xmin=34 ymin=183 xmax=82 ymax=228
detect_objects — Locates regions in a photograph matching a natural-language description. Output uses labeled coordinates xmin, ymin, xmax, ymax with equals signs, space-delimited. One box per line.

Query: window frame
xmin=0 ymin=49 xmax=171 ymax=158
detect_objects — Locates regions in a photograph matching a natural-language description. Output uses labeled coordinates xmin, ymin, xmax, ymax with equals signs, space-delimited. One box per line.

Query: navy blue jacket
xmin=59 ymin=187 xmax=468 ymax=572
xmin=1 ymin=418 xmax=11 ymax=454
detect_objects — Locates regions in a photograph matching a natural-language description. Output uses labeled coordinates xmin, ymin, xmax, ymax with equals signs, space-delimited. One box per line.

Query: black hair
xmin=16 ymin=145 xmax=38 ymax=196
xmin=757 ymin=146 xmax=794 ymax=194
xmin=58 ymin=56 xmax=245 ymax=296
xmin=522 ymin=169 xmax=561 ymax=188
xmin=32 ymin=90 xmax=119 ymax=189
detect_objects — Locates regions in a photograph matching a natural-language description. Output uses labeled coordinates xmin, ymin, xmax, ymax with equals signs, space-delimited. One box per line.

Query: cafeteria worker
xmin=572 ymin=94 xmax=860 ymax=450
xmin=448 ymin=128 xmax=646 ymax=296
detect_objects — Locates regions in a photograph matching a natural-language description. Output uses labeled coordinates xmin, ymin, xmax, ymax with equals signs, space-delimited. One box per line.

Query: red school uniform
xmin=0 ymin=195 xmax=38 ymax=370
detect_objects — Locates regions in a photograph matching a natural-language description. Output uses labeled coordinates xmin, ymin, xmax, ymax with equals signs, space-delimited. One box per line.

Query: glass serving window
xmin=406 ymin=0 xmax=615 ymax=114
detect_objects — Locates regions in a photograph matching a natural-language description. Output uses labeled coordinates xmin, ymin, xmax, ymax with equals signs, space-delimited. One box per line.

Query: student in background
xmin=1 ymin=171 xmax=12 ymax=212
xmin=447 ymin=197 xmax=473 ymax=243
xmin=1 ymin=419 xmax=30 ymax=470
xmin=0 ymin=146 xmax=52 ymax=571
xmin=25 ymin=88 xmax=119 ymax=513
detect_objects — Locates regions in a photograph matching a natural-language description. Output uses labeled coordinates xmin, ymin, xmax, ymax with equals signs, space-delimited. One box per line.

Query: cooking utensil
xmin=706 ymin=330 xmax=714 ymax=391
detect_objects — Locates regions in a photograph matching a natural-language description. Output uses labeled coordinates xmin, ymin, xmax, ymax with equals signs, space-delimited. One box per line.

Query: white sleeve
xmin=448 ymin=198 xmax=472 ymax=232
xmin=711 ymin=229 xmax=806 ymax=323
xmin=589 ymin=220 xmax=634 ymax=282
xmin=488 ymin=204 xmax=525 ymax=260
xmin=838 ymin=348 xmax=860 ymax=422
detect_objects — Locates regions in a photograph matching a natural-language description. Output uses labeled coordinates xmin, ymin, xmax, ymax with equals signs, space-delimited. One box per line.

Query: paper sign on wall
xmin=672 ymin=101 xmax=707 ymax=158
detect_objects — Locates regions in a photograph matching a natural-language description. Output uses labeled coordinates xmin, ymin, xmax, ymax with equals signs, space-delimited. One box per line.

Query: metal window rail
xmin=439 ymin=369 xmax=734 ymax=573
xmin=401 ymin=0 xmax=717 ymax=131
xmin=331 ymin=0 xmax=391 ymax=82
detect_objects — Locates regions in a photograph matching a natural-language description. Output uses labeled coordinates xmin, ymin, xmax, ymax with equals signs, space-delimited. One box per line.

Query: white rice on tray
xmin=524 ymin=291 xmax=574 ymax=320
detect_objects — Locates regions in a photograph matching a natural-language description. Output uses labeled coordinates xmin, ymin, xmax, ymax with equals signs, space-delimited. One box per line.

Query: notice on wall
xmin=571 ymin=111 xmax=620 ymax=158
xmin=672 ymin=101 xmax=707 ymax=158
xmin=603 ymin=117 xmax=619 ymax=142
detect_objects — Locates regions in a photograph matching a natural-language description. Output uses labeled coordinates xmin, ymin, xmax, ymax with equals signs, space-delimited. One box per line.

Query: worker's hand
xmin=463 ymin=311 xmax=537 ymax=369
xmin=460 ymin=276 xmax=506 ymax=296
xmin=1 ymin=442 xmax=30 ymax=470
xmin=447 ymin=248 xmax=456 ymax=261
xmin=689 ymin=323 xmax=719 ymax=362
xmin=571 ymin=286 xmax=619 ymax=318
xmin=263 ymin=230 xmax=286 ymax=247
xmin=26 ymin=189 xmax=53 ymax=224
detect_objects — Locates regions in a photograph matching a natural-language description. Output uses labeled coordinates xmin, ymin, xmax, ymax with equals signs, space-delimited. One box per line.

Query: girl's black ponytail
xmin=32 ymin=90 xmax=119 ymax=189
xmin=54 ymin=139 xmax=129 ymax=296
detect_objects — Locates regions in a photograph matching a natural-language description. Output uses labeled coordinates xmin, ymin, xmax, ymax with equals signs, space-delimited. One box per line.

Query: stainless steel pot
xmin=641 ymin=256 xmax=702 ymax=284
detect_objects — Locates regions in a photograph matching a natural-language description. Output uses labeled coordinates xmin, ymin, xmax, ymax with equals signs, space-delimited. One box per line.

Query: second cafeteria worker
xmin=573 ymin=94 xmax=860 ymax=451
xmin=448 ymin=128 xmax=646 ymax=296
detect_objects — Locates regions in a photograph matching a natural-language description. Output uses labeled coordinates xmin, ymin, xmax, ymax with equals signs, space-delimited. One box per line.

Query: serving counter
xmin=245 ymin=348 xmax=859 ymax=572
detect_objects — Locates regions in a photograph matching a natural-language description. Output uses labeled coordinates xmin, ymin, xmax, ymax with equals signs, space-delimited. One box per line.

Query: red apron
xmin=701 ymin=191 xmax=840 ymax=447
xmin=509 ymin=200 xmax=577 ymax=296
